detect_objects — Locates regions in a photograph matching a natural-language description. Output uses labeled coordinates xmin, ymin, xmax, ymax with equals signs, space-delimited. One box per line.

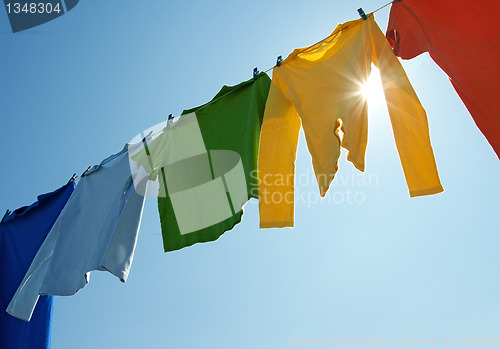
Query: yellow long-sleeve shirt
xmin=258 ymin=15 xmax=443 ymax=228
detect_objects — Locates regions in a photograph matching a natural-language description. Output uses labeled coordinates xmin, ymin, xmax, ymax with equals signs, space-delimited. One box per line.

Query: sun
xmin=360 ymin=68 xmax=385 ymax=105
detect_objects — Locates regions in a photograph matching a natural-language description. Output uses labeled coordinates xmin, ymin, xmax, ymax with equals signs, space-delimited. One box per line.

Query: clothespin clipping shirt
xmin=1 ymin=209 xmax=11 ymax=224
xmin=81 ymin=166 xmax=92 ymax=178
xmin=67 ymin=173 xmax=77 ymax=185
xmin=167 ymin=114 xmax=174 ymax=128
xmin=357 ymin=8 xmax=368 ymax=20
xmin=253 ymin=67 xmax=259 ymax=80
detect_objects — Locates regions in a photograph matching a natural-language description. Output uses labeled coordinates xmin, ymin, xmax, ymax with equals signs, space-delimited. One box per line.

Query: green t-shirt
xmin=133 ymin=73 xmax=271 ymax=252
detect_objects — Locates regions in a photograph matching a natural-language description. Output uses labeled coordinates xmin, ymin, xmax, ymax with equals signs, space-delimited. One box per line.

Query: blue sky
xmin=1 ymin=1 xmax=499 ymax=348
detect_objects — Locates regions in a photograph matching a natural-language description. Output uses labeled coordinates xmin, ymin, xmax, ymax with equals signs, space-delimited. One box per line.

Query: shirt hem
xmin=259 ymin=221 xmax=294 ymax=228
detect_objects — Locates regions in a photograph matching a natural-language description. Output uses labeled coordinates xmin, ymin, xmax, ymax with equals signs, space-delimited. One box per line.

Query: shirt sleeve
xmin=370 ymin=16 xmax=443 ymax=197
xmin=258 ymin=69 xmax=302 ymax=228
xmin=385 ymin=1 xmax=431 ymax=59
xmin=6 ymin=234 xmax=56 ymax=322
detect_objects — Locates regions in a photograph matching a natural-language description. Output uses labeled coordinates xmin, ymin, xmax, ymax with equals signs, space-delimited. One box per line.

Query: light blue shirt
xmin=7 ymin=145 xmax=146 ymax=322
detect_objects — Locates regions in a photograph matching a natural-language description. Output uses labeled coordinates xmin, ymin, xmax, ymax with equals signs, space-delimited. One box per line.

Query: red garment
xmin=386 ymin=0 xmax=500 ymax=157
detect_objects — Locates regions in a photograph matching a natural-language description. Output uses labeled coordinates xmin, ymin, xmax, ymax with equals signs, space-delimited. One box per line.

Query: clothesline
xmin=70 ymin=0 xmax=396 ymax=183
xmin=192 ymin=0 xmax=396 ymax=117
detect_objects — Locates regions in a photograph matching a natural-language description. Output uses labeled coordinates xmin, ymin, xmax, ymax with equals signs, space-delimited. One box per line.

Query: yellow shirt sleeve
xmin=368 ymin=16 xmax=443 ymax=197
xmin=258 ymin=70 xmax=301 ymax=228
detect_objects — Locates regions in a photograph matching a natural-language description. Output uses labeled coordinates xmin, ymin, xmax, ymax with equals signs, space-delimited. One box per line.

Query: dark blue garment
xmin=0 ymin=183 xmax=75 ymax=349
